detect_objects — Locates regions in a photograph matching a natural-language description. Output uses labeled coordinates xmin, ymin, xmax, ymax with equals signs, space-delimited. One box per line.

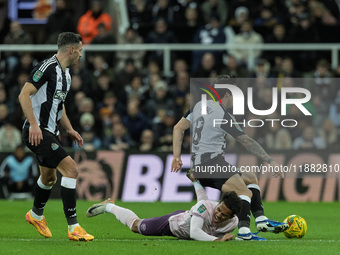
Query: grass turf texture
xmin=0 ymin=200 xmax=339 ymax=255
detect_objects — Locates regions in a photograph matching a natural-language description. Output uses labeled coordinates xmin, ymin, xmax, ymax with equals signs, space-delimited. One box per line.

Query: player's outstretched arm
xmin=236 ymin=134 xmax=284 ymax=178
xmin=171 ymin=117 xmax=190 ymax=172
xmin=190 ymin=215 xmax=219 ymax=241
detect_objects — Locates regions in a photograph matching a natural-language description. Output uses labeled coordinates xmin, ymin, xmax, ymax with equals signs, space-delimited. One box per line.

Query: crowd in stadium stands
xmin=1 ymin=0 xmax=340 ymax=153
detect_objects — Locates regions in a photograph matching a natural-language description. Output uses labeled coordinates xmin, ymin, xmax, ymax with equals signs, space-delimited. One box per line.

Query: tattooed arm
xmin=236 ymin=134 xmax=283 ymax=177
xmin=236 ymin=134 xmax=273 ymax=163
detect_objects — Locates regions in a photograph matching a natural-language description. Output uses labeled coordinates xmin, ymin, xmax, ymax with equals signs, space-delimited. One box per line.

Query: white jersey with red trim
xmin=168 ymin=200 xmax=238 ymax=240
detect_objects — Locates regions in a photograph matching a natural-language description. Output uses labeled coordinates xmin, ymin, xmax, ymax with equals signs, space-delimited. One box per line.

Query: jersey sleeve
xmin=183 ymin=110 xmax=192 ymax=124
xmin=221 ymin=111 xmax=245 ymax=138
xmin=27 ymin=62 xmax=51 ymax=90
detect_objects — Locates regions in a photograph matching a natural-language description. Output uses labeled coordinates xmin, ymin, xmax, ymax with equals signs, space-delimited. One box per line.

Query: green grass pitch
xmin=1 ymin=200 xmax=339 ymax=255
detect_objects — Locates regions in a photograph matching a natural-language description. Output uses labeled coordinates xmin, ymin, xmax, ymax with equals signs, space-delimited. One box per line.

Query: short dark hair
xmin=220 ymin=191 xmax=242 ymax=216
xmin=211 ymin=74 xmax=236 ymax=98
xmin=57 ymin=32 xmax=82 ymax=50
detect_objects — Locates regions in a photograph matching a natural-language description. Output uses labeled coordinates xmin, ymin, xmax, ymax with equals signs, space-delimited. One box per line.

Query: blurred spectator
xmin=144 ymin=80 xmax=176 ymax=120
xmin=65 ymin=74 xmax=85 ymax=116
xmin=125 ymin=76 xmax=146 ymax=101
xmin=228 ymin=6 xmax=250 ymax=34
xmin=154 ymin=110 xmax=176 ymax=151
xmin=274 ymin=57 xmax=300 ymax=83
xmin=122 ymin=99 xmax=149 ymax=144
xmin=91 ymin=23 xmax=116 ymax=66
xmin=99 ymin=107 xmax=113 ymax=139
xmin=98 ymin=91 xmax=126 ymax=118
xmin=0 ymin=145 xmax=38 ymax=199
xmin=0 ymin=104 xmax=9 ymax=126
xmin=263 ymin=24 xmax=290 ymax=67
xmin=104 ymin=123 xmax=134 ymax=151
xmin=92 ymin=71 xmax=114 ymax=107
xmin=151 ymin=0 xmax=174 ymax=24
xmin=220 ymin=55 xmax=249 ymax=78
xmin=74 ymin=113 xmax=102 ymax=151
xmin=89 ymin=55 xmax=115 ymax=92
xmin=7 ymin=71 xmax=28 ymax=129
xmin=170 ymin=71 xmax=190 ymax=115
xmin=191 ymin=15 xmax=226 ymax=73
xmin=329 ymin=90 xmax=340 ymax=129
xmin=288 ymin=12 xmax=319 ymax=72
xmin=254 ymin=5 xmax=281 ymax=38
xmin=0 ymin=1 xmax=10 ymax=44
xmin=145 ymin=18 xmax=178 ymax=64
xmin=309 ymin=59 xmax=335 ymax=105
xmin=273 ymin=128 xmax=292 ymax=150
xmin=116 ymin=27 xmax=145 ymax=71
xmin=292 ymin=126 xmax=326 ymax=150
xmin=229 ymin=20 xmax=264 ymax=68
xmin=201 ymin=0 xmax=228 ymax=26
xmin=77 ymin=129 xmax=102 ymax=151
xmin=44 ymin=0 xmax=76 ymax=43
xmin=193 ymin=52 xmax=219 ymax=78
xmin=4 ymin=21 xmax=33 ymax=72
xmin=250 ymin=59 xmax=272 ymax=78
xmin=0 ymin=123 xmax=22 ymax=151
xmin=174 ymin=6 xmax=202 ymax=44
xmin=0 ymin=88 xmax=14 ymax=115
xmin=7 ymin=52 xmax=35 ymax=88
xmin=77 ymin=0 xmax=112 ymax=44
xmin=116 ymin=58 xmax=140 ymax=89
xmin=128 ymin=0 xmax=153 ymax=38
xmin=319 ymin=118 xmax=338 ymax=149
xmin=139 ymin=129 xmax=155 ymax=152
xmin=310 ymin=0 xmax=337 ymax=26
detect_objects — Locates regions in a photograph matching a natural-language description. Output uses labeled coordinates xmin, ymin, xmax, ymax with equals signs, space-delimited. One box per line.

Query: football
xmin=283 ymin=215 xmax=307 ymax=238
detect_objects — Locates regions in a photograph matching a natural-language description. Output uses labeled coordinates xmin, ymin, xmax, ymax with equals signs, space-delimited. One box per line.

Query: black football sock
xmin=237 ymin=195 xmax=251 ymax=231
xmin=60 ymin=177 xmax=78 ymax=225
xmin=32 ymin=177 xmax=53 ymax=216
xmin=247 ymin=184 xmax=265 ymax=219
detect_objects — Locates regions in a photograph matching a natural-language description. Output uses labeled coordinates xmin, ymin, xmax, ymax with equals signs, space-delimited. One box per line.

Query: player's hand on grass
xmin=171 ymin=157 xmax=183 ymax=172
xmin=67 ymin=129 xmax=83 ymax=148
xmin=214 ymin=233 xmax=234 ymax=241
xmin=29 ymin=123 xmax=43 ymax=146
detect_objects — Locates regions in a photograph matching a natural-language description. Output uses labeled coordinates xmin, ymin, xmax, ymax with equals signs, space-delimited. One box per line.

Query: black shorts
xmin=194 ymin=154 xmax=241 ymax=190
xmin=23 ymin=127 xmax=68 ymax=168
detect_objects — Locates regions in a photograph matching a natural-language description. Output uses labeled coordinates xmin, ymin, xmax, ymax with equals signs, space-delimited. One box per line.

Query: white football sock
xmin=255 ymin=216 xmax=268 ymax=222
xmin=30 ymin=210 xmax=43 ymax=221
xmin=106 ymin=204 xmax=140 ymax=230
xmin=238 ymin=227 xmax=251 ymax=234
xmin=68 ymin=223 xmax=80 ymax=232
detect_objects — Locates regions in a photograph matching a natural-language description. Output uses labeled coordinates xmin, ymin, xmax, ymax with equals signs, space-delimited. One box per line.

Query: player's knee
xmin=64 ymin=162 xmax=79 ymax=179
xmin=41 ymin=175 xmax=57 ymax=186
xmin=242 ymin=172 xmax=258 ymax=185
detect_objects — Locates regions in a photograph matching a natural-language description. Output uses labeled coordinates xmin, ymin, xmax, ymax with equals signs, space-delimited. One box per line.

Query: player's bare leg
xmin=57 ymin=156 xmax=93 ymax=241
xmin=242 ymin=172 xmax=288 ymax=233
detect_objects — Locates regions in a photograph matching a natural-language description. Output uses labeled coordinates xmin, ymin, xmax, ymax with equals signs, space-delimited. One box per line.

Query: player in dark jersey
xmin=171 ymin=75 xmax=287 ymax=241
xmin=18 ymin=32 xmax=93 ymax=241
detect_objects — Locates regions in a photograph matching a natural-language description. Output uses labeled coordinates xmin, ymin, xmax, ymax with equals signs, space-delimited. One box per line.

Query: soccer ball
xmin=283 ymin=215 xmax=307 ymax=238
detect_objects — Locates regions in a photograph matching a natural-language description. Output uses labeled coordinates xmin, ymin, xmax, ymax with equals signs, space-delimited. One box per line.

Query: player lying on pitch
xmin=86 ymin=176 xmax=242 ymax=241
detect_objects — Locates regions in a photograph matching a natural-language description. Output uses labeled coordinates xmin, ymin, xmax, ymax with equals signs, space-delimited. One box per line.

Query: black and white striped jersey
xmin=24 ymin=54 xmax=71 ymax=135
xmin=185 ymin=100 xmax=245 ymax=165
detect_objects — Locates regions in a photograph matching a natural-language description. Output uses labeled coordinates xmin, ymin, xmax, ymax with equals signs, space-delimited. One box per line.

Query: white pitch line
xmin=1 ymin=238 xmax=339 ymax=243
